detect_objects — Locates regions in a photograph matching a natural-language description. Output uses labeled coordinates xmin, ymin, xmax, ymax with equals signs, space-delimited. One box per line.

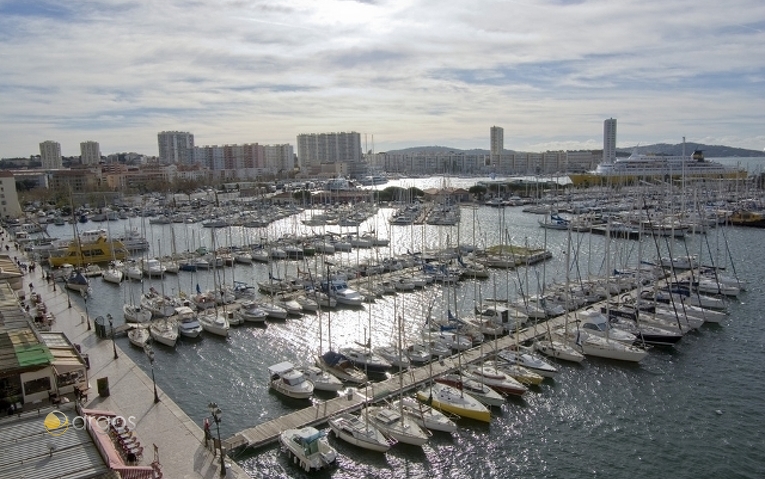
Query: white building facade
xmin=158 ymin=131 xmax=195 ymax=164
xmin=80 ymin=141 xmax=101 ymax=165
xmin=39 ymin=140 xmax=62 ymax=169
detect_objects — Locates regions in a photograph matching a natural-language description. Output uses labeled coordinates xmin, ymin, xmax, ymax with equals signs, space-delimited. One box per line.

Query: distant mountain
xmin=381 ymin=143 xmax=762 ymax=157
xmin=617 ymin=143 xmax=763 ymax=158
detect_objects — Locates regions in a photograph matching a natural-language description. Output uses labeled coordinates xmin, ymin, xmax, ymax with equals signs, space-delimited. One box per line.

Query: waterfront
xmin=36 ymin=171 xmax=765 ymax=479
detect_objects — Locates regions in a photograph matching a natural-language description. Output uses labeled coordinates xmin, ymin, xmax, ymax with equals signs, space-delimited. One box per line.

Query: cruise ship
xmin=568 ymin=150 xmax=747 ymax=187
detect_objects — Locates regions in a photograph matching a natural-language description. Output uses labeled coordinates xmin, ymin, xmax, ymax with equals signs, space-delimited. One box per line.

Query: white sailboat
xmin=149 ymin=316 xmax=179 ymax=348
xmin=328 ymin=413 xmax=395 ymax=452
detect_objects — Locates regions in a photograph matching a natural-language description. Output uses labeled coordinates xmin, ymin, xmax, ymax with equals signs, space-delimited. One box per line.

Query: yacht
xmin=390 ymin=396 xmax=458 ymax=433
xmin=269 ymin=362 xmax=314 ymax=400
xmin=315 ymin=351 xmax=367 ymax=385
xmin=198 ymin=309 xmax=230 ymax=337
xmin=338 ymin=347 xmax=392 ymax=374
xmin=295 ymin=365 xmax=343 ymax=393
xmin=149 ymin=317 xmax=179 ymax=348
xmin=361 ymin=405 xmax=430 ymax=446
xmin=434 ymin=374 xmax=506 ymax=408
xmin=279 ymin=427 xmax=338 ymax=472
xmin=416 ymin=382 xmax=491 ymax=423
xmin=175 ymin=306 xmax=203 ymax=339
xmin=328 ymin=413 xmax=395 ymax=452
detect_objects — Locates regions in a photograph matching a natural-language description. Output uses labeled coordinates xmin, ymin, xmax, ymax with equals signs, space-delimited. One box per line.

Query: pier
xmin=224 ymin=311 xmax=583 ymax=452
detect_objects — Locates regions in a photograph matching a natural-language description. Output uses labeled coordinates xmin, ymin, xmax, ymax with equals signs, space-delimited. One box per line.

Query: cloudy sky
xmin=1 ymin=0 xmax=764 ymax=158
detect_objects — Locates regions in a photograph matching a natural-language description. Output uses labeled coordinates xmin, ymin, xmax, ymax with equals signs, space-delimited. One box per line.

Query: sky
xmin=1 ymin=0 xmax=764 ymax=158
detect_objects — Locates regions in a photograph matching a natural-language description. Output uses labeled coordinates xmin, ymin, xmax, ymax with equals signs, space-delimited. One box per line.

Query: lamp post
xmin=208 ymin=402 xmax=226 ymax=476
xmin=108 ymin=314 xmax=118 ymax=359
xmin=144 ymin=343 xmax=160 ymax=403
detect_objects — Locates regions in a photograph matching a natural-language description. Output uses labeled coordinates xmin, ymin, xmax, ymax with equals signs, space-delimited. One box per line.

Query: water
xmin=41 ymin=178 xmax=765 ymax=479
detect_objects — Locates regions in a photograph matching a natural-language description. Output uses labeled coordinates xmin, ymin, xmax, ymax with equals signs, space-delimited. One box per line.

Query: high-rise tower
xmin=490 ymin=126 xmax=504 ymax=165
xmin=603 ymin=118 xmax=617 ymax=163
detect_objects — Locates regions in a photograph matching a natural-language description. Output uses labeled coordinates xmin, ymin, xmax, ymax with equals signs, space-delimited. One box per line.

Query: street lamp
xmin=108 ymin=314 xmax=118 ymax=360
xmin=208 ymin=402 xmax=226 ymax=476
xmin=144 ymin=343 xmax=160 ymax=403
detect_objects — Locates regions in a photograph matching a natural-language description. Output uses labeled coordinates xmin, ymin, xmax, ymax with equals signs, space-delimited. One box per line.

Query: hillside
xmin=383 ymin=143 xmax=762 ymax=157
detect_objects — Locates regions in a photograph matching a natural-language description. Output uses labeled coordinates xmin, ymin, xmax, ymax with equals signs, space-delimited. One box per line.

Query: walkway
xmin=0 ymin=230 xmax=248 ymax=479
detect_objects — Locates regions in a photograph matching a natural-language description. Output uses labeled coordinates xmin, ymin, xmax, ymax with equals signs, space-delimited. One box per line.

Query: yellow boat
xmin=48 ymin=233 xmax=129 ymax=268
xmin=416 ymin=382 xmax=491 ymax=423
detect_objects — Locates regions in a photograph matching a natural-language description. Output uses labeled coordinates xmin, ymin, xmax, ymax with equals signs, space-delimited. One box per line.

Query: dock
xmin=224 ymin=267 xmax=699 ymax=453
xmin=223 ymin=312 xmax=573 ymax=453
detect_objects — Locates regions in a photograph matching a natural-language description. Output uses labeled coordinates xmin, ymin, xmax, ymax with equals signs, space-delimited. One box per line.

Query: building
xmin=603 ymin=118 xmax=617 ymax=164
xmin=39 ymin=140 xmax=63 ymax=169
xmin=264 ymin=144 xmax=294 ymax=173
xmin=48 ymin=169 xmax=98 ymax=193
xmin=158 ymin=131 xmax=195 ymax=164
xmin=296 ymin=132 xmax=362 ymax=173
xmin=0 ymin=171 xmax=23 ymax=219
xmin=490 ymin=126 xmax=504 ymax=166
xmin=80 ymin=141 xmax=101 ymax=165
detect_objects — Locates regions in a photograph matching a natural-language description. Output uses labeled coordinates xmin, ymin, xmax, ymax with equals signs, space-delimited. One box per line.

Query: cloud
xmin=0 ymin=0 xmax=764 ymax=157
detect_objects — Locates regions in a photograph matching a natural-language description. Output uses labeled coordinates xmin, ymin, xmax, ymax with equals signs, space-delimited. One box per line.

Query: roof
xmin=0 ymin=282 xmax=53 ymax=374
xmin=0 ymin=404 xmax=111 ymax=479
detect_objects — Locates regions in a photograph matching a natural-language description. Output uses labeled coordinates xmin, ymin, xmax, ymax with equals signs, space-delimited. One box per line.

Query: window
xmin=23 ymin=377 xmax=51 ymax=395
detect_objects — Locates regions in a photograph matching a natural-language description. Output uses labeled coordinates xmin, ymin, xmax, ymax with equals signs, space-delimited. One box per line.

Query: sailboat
xmin=328 ymin=412 xmax=396 ymax=452
xmin=127 ymin=326 xmax=150 ymax=348
xmin=390 ymin=396 xmax=458 ymax=433
xmin=197 ymin=231 xmax=230 ymax=337
xmin=416 ymin=381 xmax=491 ymax=423
xmin=149 ymin=316 xmax=179 ymax=348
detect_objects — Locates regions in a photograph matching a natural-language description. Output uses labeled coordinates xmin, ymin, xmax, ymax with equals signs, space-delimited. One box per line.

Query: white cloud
xmin=0 ymin=0 xmax=763 ymax=157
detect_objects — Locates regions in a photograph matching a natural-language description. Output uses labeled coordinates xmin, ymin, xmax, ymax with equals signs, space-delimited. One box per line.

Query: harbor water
xmin=39 ymin=170 xmax=764 ymax=479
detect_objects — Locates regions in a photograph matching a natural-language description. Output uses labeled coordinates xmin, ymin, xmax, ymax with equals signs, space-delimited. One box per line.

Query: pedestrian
xmin=203 ymin=417 xmax=211 ymax=448
xmin=28 ymin=282 xmax=33 ymax=292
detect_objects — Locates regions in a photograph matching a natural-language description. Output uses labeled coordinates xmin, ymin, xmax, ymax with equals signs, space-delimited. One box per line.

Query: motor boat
xmin=175 ymin=306 xmax=203 ymax=338
xmin=279 ymin=427 xmax=338 ymax=472
xmin=269 ymin=361 xmax=314 ymax=399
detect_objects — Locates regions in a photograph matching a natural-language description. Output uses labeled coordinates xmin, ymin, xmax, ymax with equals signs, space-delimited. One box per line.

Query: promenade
xmin=0 ymin=230 xmax=248 ymax=479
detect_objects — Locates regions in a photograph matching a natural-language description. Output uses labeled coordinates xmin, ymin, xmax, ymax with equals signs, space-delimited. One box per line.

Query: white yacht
xmin=269 ymin=361 xmax=314 ymax=400
xmin=295 ymin=365 xmax=343 ymax=393
xmin=362 ymin=406 xmax=430 ymax=446
xmin=175 ymin=306 xmax=203 ymax=338
xmin=390 ymin=396 xmax=458 ymax=433
xmin=198 ymin=309 xmax=230 ymax=337
xmin=279 ymin=427 xmax=338 ymax=472
xmin=149 ymin=317 xmax=179 ymax=348
xmin=328 ymin=413 xmax=395 ymax=452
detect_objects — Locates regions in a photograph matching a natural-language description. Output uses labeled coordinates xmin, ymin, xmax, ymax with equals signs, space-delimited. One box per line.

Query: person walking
xmin=203 ymin=417 xmax=211 ymax=449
